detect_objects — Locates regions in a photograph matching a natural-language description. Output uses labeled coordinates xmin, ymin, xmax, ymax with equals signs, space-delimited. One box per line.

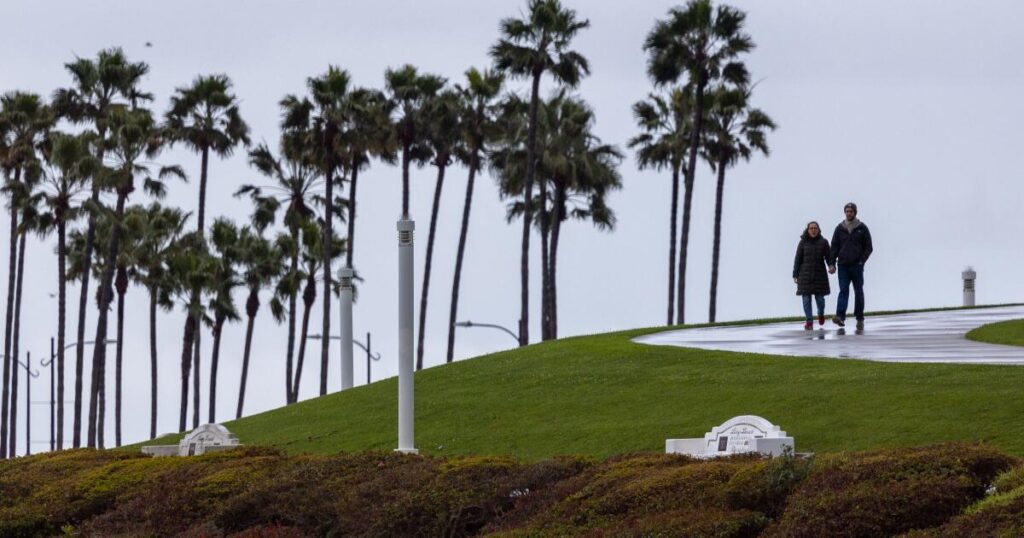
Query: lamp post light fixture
xmin=306 ymin=333 xmax=380 ymax=387
xmin=396 ymin=218 xmax=416 ymax=454
xmin=454 ymin=320 xmax=521 ymax=344
xmin=962 ymin=267 xmax=977 ymax=307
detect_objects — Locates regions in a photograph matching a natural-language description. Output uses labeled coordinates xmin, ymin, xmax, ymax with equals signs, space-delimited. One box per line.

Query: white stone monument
xmin=142 ymin=424 xmax=241 ymax=457
xmin=665 ymin=415 xmax=794 ymax=458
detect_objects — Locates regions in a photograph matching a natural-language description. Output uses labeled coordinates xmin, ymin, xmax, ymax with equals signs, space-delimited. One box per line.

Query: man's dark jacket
xmin=829 ymin=221 xmax=873 ymax=266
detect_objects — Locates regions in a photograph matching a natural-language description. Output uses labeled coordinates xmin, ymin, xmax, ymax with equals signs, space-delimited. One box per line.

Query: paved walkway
xmin=634 ymin=305 xmax=1024 ymax=365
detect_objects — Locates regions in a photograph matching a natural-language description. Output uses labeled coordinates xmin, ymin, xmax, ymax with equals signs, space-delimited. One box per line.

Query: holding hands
xmin=828 ymin=265 xmax=836 ymax=274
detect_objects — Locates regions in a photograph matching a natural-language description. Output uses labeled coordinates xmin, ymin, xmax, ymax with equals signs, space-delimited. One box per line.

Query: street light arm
xmin=16 ymin=359 xmax=40 ymax=378
xmin=455 ymin=320 xmax=520 ymax=343
xmin=353 ymin=340 xmax=381 ymax=361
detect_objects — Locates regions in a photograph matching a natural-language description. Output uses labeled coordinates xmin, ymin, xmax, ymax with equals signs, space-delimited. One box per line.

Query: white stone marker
xmin=339 ymin=266 xmax=354 ymax=391
xmin=962 ymin=267 xmax=976 ymax=307
xmin=142 ymin=424 xmax=241 ymax=457
xmin=396 ymin=219 xmax=417 ymax=454
xmin=665 ymin=415 xmax=794 ymax=458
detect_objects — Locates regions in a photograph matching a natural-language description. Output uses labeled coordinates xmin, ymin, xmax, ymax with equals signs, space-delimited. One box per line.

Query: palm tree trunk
xmin=549 ymin=186 xmax=565 ymax=339
xmin=285 ymin=226 xmax=299 ymax=404
xmin=208 ymin=314 xmax=225 ymax=423
xmin=74 ymin=139 xmax=105 ymax=449
xmin=1 ymin=190 xmax=18 ymax=459
xmin=539 ymin=179 xmax=551 ymax=341
xmin=148 ymin=287 xmax=158 ymax=439
xmin=520 ymin=71 xmax=541 ymax=347
xmin=191 ymin=146 xmax=210 ymax=429
xmin=8 ymin=230 xmax=26 ymax=457
xmin=236 ymin=289 xmax=258 ymax=419
xmin=416 ymin=162 xmax=447 ymax=370
xmin=346 ymin=162 xmax=358 ymax=268
xmin=446 ymin=144 xmax=481 ymax=363
xmin=292 ymin=274 xmax=316 ymax=401
xmin=676 ymin=77 xmax=707 ymax=325
xmin=192 ymin=316 xmax=201 ymax=429
xmin=57 ymin=219 xmax=67 ymax=449
xmin=115 ymin=266 xmax=127 ymax=447
xmin=709 ymin=158 xmax=728 ymax=323
xmin=666 ymin=162 xmax=680 ymax=326
xmin=87 ymin=192 xmax=127 ymax=448
xmin=178 ymin=313 xmax=196 ymax=432
xmin=320 ymin=158 xmax=334 ymax=397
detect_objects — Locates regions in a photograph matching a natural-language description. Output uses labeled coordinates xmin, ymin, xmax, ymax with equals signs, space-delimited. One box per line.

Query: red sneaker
xmin=818 ymin=315 xmax=825 ymax=326
xmin=804 ymin=321 xmax=813 ymax=331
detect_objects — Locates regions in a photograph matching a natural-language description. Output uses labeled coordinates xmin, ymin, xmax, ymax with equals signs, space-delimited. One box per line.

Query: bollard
xmin=962 ymin=267 xmax=976 ymax=307
xmin=339 ymin=267 xmax=354 ymax=391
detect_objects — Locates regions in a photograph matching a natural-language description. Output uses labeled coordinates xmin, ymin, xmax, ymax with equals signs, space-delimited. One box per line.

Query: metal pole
xmin=25 ymin=352 xmax=30 ymax=456
xmin=49 ymin=338 xmax=54 ymax=452
xmin=339 ymin=267 xmax=354 ymax=391
xmin=366 ymin=332 xmax=371 ymax=385
xmin=396 ymin=219 xmax=417 ymax=454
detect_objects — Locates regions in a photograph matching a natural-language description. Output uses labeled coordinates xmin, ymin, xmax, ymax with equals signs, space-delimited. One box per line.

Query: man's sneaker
xmin=832 ymin=316 xmax=846 ymax=327
xmin=856 ymin=319 xmax=865 ymax=330
xmin=804 ymin=321 xmax=813 ymax=331
xmin=818 ymin=315 xmax=825 ymax=327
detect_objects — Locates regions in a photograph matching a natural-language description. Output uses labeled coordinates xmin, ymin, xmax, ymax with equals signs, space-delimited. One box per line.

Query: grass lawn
xmin=137 ymin=306 xmax=1024 ymax=460
xmin=967 ymin=318 xmax=1024 ymax=347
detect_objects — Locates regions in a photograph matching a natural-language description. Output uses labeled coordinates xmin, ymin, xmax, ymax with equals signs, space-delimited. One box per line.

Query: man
xmin=828 ymin=202 xmax=873 ymax=330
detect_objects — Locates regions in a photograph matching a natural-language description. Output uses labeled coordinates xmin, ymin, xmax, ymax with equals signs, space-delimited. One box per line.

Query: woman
xmin=793 ymin=221 xmax=831 ymax=330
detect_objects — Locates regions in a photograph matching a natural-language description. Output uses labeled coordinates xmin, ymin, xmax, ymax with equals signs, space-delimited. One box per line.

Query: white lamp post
xmin=396 ymin=219 xmax=417 ymax=454
xmin=339 ymin=267 xmax=354 ymax=391
xmin=962 ymin=267 xmax=976 ymax=307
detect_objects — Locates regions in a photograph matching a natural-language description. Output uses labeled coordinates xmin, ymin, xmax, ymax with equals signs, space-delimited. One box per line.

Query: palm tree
xmin=0 ymin=91 xmax=51 ymax=458
xmin=166 ymin=231 xmax=215 ymax=432
xmin=490 ymin=0 xmax=590 ymax=346
xmin=384 ymin=65 xmax=446 ymax=218
xmin=644 ymin=0 xmax=753 ymax=324
xmin=290 ymin=219 xmax=343 ymax=402
xmin=204 ymin=218 xmax=243 ymax=423
xmin=51 ymin=48 xmax=150 ymax=448
xmin=164 ymin=74 xmax=250 ymax=429
xmin=703 ymin=85 xmax=775 ymax=322
xmin=416 ymin=88 xmax=461 ymax=371
xmin=238 ymin=126 xmax=320 ymax=404
xmin=39 ymin=131 xmax=97 ymax=449
xmin=446 ymin=68 xmax=504 ymax=363
xmin=235 ymin=227 xmax=284 ymax=418
xmin=628 ymin=87 xmax=693 ymax=326
xmin=127 ymin=203 xmax=187 ymax=438
xmin=87 ymin=107 xmax=183 ymax=447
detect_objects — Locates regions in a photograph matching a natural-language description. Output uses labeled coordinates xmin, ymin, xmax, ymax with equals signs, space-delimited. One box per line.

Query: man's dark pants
xmin=836 ymin=264 xmax=865 ymax=321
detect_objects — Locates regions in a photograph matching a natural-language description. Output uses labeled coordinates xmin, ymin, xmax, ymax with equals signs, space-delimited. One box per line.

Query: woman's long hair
xmin=801 ymin=221 xmax=822 ymax=241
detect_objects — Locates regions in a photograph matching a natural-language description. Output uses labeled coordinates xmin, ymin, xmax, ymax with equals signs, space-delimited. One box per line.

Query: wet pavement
xmin=633 ymin=305 xmax=1024 ymax=365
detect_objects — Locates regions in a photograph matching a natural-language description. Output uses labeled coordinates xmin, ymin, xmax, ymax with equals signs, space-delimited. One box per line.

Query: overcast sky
xmin=2 ymin=0 xmax=1022 ymax=454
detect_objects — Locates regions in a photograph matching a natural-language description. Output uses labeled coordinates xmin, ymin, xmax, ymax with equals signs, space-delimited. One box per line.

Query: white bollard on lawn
xmin=339 ymin=267 xmax=354 ymax=391
xmin=962 ymin=267 xmax=976 ymax=307
xmin=397 ymin=219 xmax=417 ymax=454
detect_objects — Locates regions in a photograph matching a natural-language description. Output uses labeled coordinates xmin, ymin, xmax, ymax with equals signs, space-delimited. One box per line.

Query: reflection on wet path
xmin=633 ymin=306 xmax=1024 ymax=364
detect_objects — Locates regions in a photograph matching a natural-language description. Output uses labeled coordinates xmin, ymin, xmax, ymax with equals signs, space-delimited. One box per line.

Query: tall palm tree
xmin=0 ymin=91 xmax=51 ymax=458
xmin=384 ymin=65 xmax=446 ymax=218
xmin=703 ymin=85 xmax=775 ymax=322
xmin=235 ymin=227 xmax=284 ymax=418
xmin=628 ymin=86 xmax=693 ymax=326
xmin=166 ymin=231 xmax=215 ymax=432
xmin=415 ymin=88 xmax=461 ymax=371
xmin=206 ymin=218 xmax=242 ymax=423
xmin=290 ymin=219 xmax=343 ymax=402
xmin=39 ymin=131 xmax=97 ymax=449
xmin=51 ymin=48 xmax=150 ymax=448
xmin=87 ymin=107 xmax=183 ymax=447
xmin=164 ymin=74 xmax=250 ymax=429
xmin=490 ymin=0 xmax=590 ymax=346
xmin=446 ymin=68 xmax=504 ymax=363
xmin=644 ymin=0 xmax=752 ymax=324
xmin=238 ymin=126 xmax=320 ymax=404
xmin=127 ymin=203 xmax=187 ymax=438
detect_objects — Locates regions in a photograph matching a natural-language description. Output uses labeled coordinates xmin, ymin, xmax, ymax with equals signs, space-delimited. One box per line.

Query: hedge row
xmin=0 ymin=443 xmax=1017 ymax=536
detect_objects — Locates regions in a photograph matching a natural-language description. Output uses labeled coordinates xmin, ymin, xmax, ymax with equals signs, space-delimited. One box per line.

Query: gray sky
xmin=2 ymin=0 xmax=1022 ymax=453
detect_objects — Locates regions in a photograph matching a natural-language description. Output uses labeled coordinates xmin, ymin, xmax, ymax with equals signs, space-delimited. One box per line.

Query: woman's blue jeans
xmin=802 ymin=294 xmax=826 ymax=322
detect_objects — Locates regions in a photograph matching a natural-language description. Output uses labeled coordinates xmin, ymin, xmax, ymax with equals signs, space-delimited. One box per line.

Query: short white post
xmin=962 ymin=267 xmax=976 ymax=307
xmin=339 ymin=267 xmax=354 ymax=391
xmin=396 ymin=219 xmax=417 ymax=454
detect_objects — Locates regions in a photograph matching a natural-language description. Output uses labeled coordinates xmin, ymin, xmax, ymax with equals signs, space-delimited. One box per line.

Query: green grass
xmin=137 ymin=305 xmax=1024 ymax=460
xmin=967 ymin=318 xmax=1024 ymax=348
